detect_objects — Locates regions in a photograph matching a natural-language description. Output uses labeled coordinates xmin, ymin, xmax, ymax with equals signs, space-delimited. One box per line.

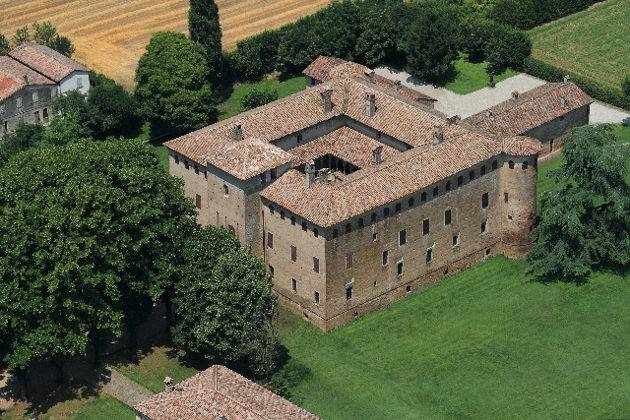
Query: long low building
xmin=165 ymin=57 xmax=550 ymax=331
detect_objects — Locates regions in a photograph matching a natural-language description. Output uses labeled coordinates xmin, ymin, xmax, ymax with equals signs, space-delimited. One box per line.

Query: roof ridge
xmin=479 ymin=82 xmax=570 ymax=118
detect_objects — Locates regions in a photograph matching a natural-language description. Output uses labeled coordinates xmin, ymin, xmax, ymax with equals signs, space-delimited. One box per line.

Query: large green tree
xmin=10 ymin=22 xmax=74 ymax=57
xmin=354 ymin=0 xmax=406 ymax=67
xmin=0 ymin=140 xmax=195 ymax=372
xmin=188 ymin=0 xmax=223 ymax=85
xmin=529 ymin=126 xmax=630 ymax=282
xmin=399 ymin=1 xmax=461 ymax=81
xmin=172 ymin=227 xmax=281 ymax=377
xmin=135 ymin=31 xmax=216 ymax=135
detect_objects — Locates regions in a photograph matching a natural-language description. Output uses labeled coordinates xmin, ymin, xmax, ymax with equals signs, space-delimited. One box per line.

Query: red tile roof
xmin=0 ymin=56 xmax=55 ymax=101
xmin=133 ymin=365 xmax=319 ymax=420
xmin=8 ymin=43 xmax=88 ymax=83
xmin=462 ymin=82 xmax=592 ymax=137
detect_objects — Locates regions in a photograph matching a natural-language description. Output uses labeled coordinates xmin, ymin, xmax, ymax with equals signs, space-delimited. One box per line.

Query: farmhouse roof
xmin=8 ymin=43 xmax=88 ymax=83
xmin=462 ymin=82 xmax=592 ymax=137
xmin=0 ymin=56 xmax=55 ymax=101
xmin=133 ymin=365 xmax=319 ymax=420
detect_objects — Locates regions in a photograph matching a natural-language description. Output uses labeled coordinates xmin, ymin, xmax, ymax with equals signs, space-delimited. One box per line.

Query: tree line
xmin=0 ymin=22 xmax=74 ymax=57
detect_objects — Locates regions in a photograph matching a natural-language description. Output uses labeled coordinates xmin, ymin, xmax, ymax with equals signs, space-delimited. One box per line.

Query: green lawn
xmin=529 ymin=0 xmax=630 ymax=92
xmin=445 ymin=55 xmax=518 ymax=95
xmin=113 ymin=346 xmax=198 ymax=394
xmin=1 ymin=394 xmax=134 ymax=420
xmin=218 ymin=76 xmax=307 ymax=120
xmin=72 ymin=395 xmax=134 ymax=420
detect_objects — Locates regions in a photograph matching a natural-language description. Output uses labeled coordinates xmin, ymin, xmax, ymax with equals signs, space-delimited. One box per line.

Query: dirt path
xmin=100 ymin=367 xmax=153 ymax=408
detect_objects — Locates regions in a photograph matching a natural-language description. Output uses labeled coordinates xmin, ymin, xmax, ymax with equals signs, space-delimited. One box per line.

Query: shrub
xmin=240 ymin=88 xmax=279 ymax=111
xmin=489 ymin=0 xmax=602 ymax=30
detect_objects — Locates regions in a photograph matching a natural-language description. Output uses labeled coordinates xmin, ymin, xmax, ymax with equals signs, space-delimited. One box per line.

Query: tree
xmin=0 ymin=124 xmax=44 ymax=164
xmin=231 ymin=30 xmax=282 ymax=81
xmin=528 ymin=126 xmax=630 ymax=283
xmin=354 ymin=0 xmax=406 ymax=67
xmin=11 ymin=27 xmax=31 ymax=47
xmin=0 ymin=140 xmax=196 ymax=372
xmin=240 ymin=88 xmax=278 ymax=111
xmin=32 ymin=22 xmax=75 ymax=56
xmin=135 ymin=32 xmax=216 ymax=135
xmin=39 ymin=112 xmax=91 ymax=146
xmin=172 ymin=228 xmax=281 ymax=377
xmin=188 ymin=0 xmax=223 ymax=86
xmin=485 ymin=25 xmax=531 ymax=75
xmin=399 ymin=2 xmax=461 ymax=81
xmin=88 ymin=73 xmax=143 ymax=138
xmin=0 ymin=33 xmax=10 ymax=55
xmin=622 ymin=75 xmax=630 ymax=98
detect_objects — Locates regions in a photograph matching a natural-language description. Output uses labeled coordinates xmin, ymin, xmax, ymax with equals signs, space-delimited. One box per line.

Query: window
xmin=482 ymin=192 xmax=489 ymax=209
xmin=223 ymin=184 xmax=229 ymax=196
xmin=421 ymin=192 xmax=427 ymax=202
xmin=269 ymin=265 xmax=274 ymax=276
xmin=16 ymin=97 xmax=23 ymax=109
xmin=43 ymin=107 xmax=49 ymax=120
xmin=445 ymin=181 xmax=451 ymax=192
xmin=259 ymin=173 xmax=266 ymax=184
xmin=397 ymin=258 xmax=404 ymax=276
xmin=269 ymin=205 xmax=275 ymax=215
xmin=433 ymin=187 xmax=439 ymax=198
xmin=32 ymin=91 xmax=38 ymax=102
xmin=358 ymin=218 xmax=364 ymax=228
xmin=509 ymin=161 xmax=515 ymax=169
xmin=504 ymin=192 xmax=509 ymax=203
xmin=271 ymin=168 xmax=277 ymax=180
xmin=195 ymin=194 xmax=201 ymax=209
xmin=444 ymin=209 xmax=452 ymax=225
xmin=346 ymin=286 xmax=353 ymax=301
xmin=228 ymin=225 xmax=235 ymax=235
xmin=291 ymin=245 xmax=297 ymax=262
xmin=426 ymin=247 xmax=433 ymax=263
xmin=174 ymin=155 xmax=179 ymax=164
xmin=280 ymin=211 xmax=285 ymax=220
xmin=267 ymin=232 xmax=274 ymax=248
xmin=482 ymin=165 xmax=487 ymax=175
xmin=345 ymin=223 xmax=352 ymax=234
xmin=371 ymin=224 xmax=377 ymax=241
xmin=423 ymin=218 xmax=430 ymax=235
xmin=492 ymin=160 xmax=498 ymax=170
xmin=371 ymin=213 xmax=377 ymax=223
xmin=346 ymin=253 xmax=353 ymax=269
xmin=469 ymin=170 xmax=475 ymax=181
xmin=77 ymin=77 xmax=83 ymax=89
xmin=313 ymin=257 xmax=320 ymax=273
xmin=34 ymin=111 xmax=40 ymax=122
xmin=302 ymin=222 xmax=307 ymax=231
xmin=194 ymin=165 xmax=199 ymax=175
xmin=332 ymin=229 xmax=338 ymax=239
xmin=395 ymin=202 xmax=402 ymax=213
xmin=297 ymin=133 xmax=303 ymax=143
xmin=384 ymin=207 xmax=390 ymax=217
xmin=382 ymin=250 xmax=389 ymax=266
xmin=292 ymin=279 xmax=297 ymax=292
xmin=406 ymin=285 xmax=412 ymax=293
xmin=408 ymin=197 xmax=415 ymax=207
xmin=399 ymin=229 xmax=407 ymax=246
xmin=291 ymin=216 xmax=296 ymax=225
xmin=452 ymin=233 xmax=460 ymax=247
xmin=314 ymin=291 xmax=320 ymax=304
xmin=184 ymin=161 xmax=189 ymax=170
xmin=313 ymin=229 xmax=319 ymax=238
xmin=458 ymin=176 xmax=463 ymax=186
xmin=522 ymin=161 xmax=529 ymax=170
xmin=481 ymin=221 xmax=487 ymax=233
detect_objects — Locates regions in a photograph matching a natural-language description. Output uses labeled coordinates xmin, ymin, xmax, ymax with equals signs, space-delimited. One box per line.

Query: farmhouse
xmin=0 ymin=43 xmax=90 ymax=138
xmin=133 ymin=365 xmax=319 ymax=420
xmin=164 ymin=57 xmax=555 ymax=331
xmin=463 ymin=78 xmax=592 ymax=155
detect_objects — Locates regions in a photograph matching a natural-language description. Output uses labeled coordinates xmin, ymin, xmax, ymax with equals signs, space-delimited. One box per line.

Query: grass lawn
xmin=445 ymin=55 xmax=517 ymax=95
xmin=529 ymin=0 xmax=630 ymax=92
xmin=113 ymin=346 xmax=198 ymax=394
xmin=218 ymin=76 xmax=307 ymax=121
xmin=1 ymin=394 xmax=134 ymax=420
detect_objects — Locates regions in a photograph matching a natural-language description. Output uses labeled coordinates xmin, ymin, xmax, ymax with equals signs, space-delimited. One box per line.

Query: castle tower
xmin=497 ymin=136 xmax=542 ymax=258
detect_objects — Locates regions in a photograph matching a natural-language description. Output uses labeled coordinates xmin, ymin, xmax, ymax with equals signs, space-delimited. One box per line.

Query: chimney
xmin=363 ymin=69 xmax=374 ymax=80
xmin=432 ymin=125 xmax=444 ymax=145
xmin=560 ymin=97 xmax=567 ymax=108
xmin=563 ymin=75 xmax=571 ymax=83
xmin=164 ymin=377 xmax=174 ymax=392
xmin=511 ymin=90 xmax=519 ymax=100
xmin=365 ymin=93 xmax=376 ymax=117
xmin=372 ymin=146 xmax=383 ymax=165
xmin=23 ymin=74 xmax=29 ymax=85
xmin=320 ymin=89 xmax=333 ymax=113
xmin=305 ymin=162 xmax=316 ymax=188
xmin=231 ymin=124 xmax=243 ymax=141
xmin=447 ymin=115 xmax=460 ymax=126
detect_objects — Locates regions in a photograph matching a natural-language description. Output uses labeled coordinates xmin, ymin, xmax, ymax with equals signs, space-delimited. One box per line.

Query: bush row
xmin=488 ymin=0 xmax=603 ymax=30
xmin=523 ymin=57 xmax=630 ymax=111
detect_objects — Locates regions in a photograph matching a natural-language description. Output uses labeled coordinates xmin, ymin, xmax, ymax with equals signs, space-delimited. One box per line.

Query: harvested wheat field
xmin=0 ymin=0 xmax=330 ymax=88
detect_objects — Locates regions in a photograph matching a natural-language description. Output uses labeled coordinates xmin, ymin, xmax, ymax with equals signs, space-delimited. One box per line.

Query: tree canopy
xmin=240 ymin=88 xmax=278 ymax=111
xmin=0 ymin=140 xmax=195 ymax=370
xmin=10 ymin=22 xmax=74 ymax=56
xmin=528 ymin=126 xmax=630 ymax=282
xmin=188 ymin=0 xmax=223 ymax=86
xmin=135 ymin=31 xmax=216 ymax=135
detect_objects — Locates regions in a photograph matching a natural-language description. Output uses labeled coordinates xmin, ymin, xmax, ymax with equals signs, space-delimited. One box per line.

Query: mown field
xmin=529 ymin=0 xmax=630 ymax=92
xmin=0 ymin=0 xmax=330 ymax=88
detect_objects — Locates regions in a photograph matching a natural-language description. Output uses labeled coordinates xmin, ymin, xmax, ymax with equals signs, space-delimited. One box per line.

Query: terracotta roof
xmin=290 ymin=127 xmax=400 ymax=168
xmin=8 ymin=43 xmax=88 ymax=83
xmin=502 ymin=136 xmax=542 ymax=157
xmin=133 ymin=365 xmax=319 ymax=420
xmin=207 ymin=138 xmax=294 ymax=179
xmin=0 ymin=56 xmax=55 ymax=101
xmin=304 ymin=56 xmax=436 ymax=104
xmin=462 ymin=82 xmax=592 ymax=137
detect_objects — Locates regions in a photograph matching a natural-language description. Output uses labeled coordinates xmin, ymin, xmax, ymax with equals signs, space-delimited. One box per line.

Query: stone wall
xmin=525 ymin=105 xmax=590 ymax=155
xmin=1 ymin=85 xmax=54 ymax=138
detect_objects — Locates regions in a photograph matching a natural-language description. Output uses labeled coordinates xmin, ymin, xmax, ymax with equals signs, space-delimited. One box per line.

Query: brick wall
xmin=525 ymin=105 xmax=590 ymax=155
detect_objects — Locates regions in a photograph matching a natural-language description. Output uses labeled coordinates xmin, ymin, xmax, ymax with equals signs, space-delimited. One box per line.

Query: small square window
xmin=184 ymin=161 xmax=189 ymax=170
xmin=314 ymin=291 xmax=320 ymax=304
xmin=482 ymin=192 xmax=489 ymax=209
xmin=444 ymin=209 xmax=452 ymax=225
xmin=406 ymin=285 xmax=412 ymax=293
xmin=194 ymin=166 xmax=199 ymax=175
xmin=397 ymin=259 xmax=404 ymax=276
xmin=469 ymin=170 xmax=476 ymax=181
xmin=313 ymin=257 xmax=320 ymax=273
xmin=280 ymin=211 xmax=285 ymax=220
xmin=291 ymin=216 xmax=296 ymax=225
xmin=291 ymin=245 xmax=297 ymax=262
xmin=302 ymin=222 xmax=308 ymax=231
xmin=504 ymin=192 xmax=509 ymax=203
xmin=399 ymin=229 xmax=407 ymax=246
xmin=269 ymin=206 xmax=275 ymax=215
xmin=313 ymin=229 xmax=319 ymax=238
xmin=346 ymin=252 xmax=353 ymax=269
xmin=408 ymin=197 xmax=415 ymax=207
xmin=423 ymin=218 xmax=430 ymax=235
xmin=509 ymin=161 xmax=515 ymax=169
xmin=371 ymin=225 xmax=378 ymax=241
xmin=292 ymin=278 xmax=297 ymax=292
xmin=382 ymin=250 xmax=389 ymax=266
xmin=267 ymin=232 xmax=274 ymax=248
xmin=195 ymin=194 xmax=201 ymax=209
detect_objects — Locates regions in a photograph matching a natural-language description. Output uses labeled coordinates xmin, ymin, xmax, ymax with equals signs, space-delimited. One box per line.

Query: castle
xmin=165 ymin=57 xmax=590 ymax=331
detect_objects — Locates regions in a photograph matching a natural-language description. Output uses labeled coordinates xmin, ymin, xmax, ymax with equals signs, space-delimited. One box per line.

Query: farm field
xmin=0 ymin=0 xmax=330 ymax=89
xmin=529 ymin=0 xmax=630 ymax=92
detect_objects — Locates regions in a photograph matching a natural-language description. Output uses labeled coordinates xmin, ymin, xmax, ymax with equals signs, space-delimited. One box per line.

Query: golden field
xmin=0 ymin=0 xmax=330 ymax=88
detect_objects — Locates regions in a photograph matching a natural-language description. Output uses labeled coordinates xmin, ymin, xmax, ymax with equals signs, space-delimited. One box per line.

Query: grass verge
xmin=445 ymin=55 xmax=517 ymax=94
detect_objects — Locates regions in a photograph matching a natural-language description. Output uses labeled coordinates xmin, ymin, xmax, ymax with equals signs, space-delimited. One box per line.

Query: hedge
xmin=523 ymin=57 xmax=630 ymax=111
xmin=489 ymin=0 xmax=604 ymax=30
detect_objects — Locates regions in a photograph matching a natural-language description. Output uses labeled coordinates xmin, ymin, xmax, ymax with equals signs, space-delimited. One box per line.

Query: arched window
xmin=223 ymin=184 xmax=229 ymax=196
xmin=509 ymin=161 xmax=515 ymax=169
xmin=522 ymin=161 xmax=529 ymax=170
